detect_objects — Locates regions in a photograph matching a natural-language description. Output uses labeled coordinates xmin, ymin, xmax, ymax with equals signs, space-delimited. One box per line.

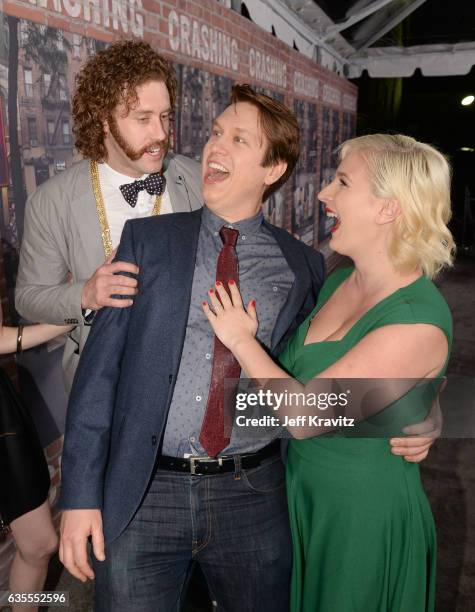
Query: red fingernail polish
xmin=229 ymin=279 xmax=236 ymax=285
xmin=209 ymin=288 xmax=214 ymax=294
xmin=216 ymin=281 xmax=222 ymax=286
xmin=251 ymin=300 xmax=256 ymax=307
xmin=202 ymin=301 xmax=207 ymax=306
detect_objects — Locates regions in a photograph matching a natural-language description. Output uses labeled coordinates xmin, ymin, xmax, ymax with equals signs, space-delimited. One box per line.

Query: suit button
xmin=151 ymin=435 xmax=157 ymax=446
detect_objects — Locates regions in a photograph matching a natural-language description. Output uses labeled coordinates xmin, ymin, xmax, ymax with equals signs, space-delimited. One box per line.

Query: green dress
xmin=278 ymin=267 xmax=452 ymax=612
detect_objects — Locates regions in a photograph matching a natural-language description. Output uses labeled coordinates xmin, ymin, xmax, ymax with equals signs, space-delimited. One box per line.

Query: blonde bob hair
xmin=338 ymin=134 xmax=455 ymax=279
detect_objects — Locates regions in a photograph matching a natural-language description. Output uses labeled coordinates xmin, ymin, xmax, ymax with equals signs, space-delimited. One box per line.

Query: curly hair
xmin=339 ymin=134 xmax=456 ymax=279
xmin=72 ymin=40 xmax=177 ymax=161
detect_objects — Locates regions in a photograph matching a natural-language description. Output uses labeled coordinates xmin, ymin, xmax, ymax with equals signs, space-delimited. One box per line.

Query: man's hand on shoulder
xmin=59 ymin=509 xmax=105 ymax=582
xmin=81 ymin=248 xmax=139 ymax=311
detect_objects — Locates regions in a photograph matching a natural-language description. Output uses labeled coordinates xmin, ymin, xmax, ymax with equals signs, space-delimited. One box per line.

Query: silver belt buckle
xmin=189 ymin=456 xmax=223 ymax=475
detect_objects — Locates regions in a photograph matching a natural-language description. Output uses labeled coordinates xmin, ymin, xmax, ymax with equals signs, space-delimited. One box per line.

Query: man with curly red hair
xmin=15 ymin=40 xmax=202 ymax=390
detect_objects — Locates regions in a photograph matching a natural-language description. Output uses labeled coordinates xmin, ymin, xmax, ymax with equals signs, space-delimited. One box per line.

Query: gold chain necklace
xmin=90 ymin=160 xmax=163 ymax=258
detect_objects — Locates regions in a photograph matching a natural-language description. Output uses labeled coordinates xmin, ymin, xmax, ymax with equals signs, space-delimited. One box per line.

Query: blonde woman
xmin=0 ymin=309 xmax=72 ymax=612
xmin=203 ymin=134 xmax=454 ymax=611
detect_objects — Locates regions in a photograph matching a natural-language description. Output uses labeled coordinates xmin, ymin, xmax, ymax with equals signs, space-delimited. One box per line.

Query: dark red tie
xmin=199 ymin=226 xmax=241 ymax=457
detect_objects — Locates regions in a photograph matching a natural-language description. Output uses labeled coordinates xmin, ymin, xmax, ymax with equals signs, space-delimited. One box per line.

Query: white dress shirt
xmin=98 ymin=162 xmax=173 ymax=248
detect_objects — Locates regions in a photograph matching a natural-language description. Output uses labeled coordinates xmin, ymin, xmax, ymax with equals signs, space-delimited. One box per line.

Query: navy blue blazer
xmin=59 ymin=209 xmax=325 ymax=543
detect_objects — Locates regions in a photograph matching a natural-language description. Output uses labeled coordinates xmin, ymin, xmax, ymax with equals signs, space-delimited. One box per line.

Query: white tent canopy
xmin=348 ymin=42 xmax=475 ymax=78
xmin=226 ymin=0 xmax=475 ymax=78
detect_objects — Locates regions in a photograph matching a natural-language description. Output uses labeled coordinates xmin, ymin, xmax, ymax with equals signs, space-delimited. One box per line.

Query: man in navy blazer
xmin=59 ymin=85 xmax=321 ymax=610
xmin=58 ymin=86 xmax=432 ymax=610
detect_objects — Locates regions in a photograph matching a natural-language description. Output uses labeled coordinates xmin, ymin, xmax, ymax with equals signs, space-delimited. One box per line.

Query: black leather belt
xmin=157 ymin=439 xmax=281 ymax=475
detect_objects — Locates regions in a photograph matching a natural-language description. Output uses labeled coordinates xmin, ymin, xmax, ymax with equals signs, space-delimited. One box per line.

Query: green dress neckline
xmin=302 ymin=266 xmax=427 ymax=347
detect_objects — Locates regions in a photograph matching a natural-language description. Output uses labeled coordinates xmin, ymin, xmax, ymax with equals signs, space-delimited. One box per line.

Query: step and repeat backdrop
xmin=0 ymin=0 xmax=357 ymax=252
xmin=0 ymin=0 xmax=356 ymax=583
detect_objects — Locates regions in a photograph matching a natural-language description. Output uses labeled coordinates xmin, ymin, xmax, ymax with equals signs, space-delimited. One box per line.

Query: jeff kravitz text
xmin=234 ymin=389 xmax=355 ymax=429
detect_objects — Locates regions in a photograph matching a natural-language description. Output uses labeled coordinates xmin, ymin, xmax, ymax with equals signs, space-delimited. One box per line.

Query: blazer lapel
xmin=167 ymin=209 xmax=203 ymax=370
xmin=164 ymin=155 xmax=196 ymax=213
xmin=266 ymin=223 xmax=312 ymax=352
xmin=69 ymin=161 xmax=106 ymax=267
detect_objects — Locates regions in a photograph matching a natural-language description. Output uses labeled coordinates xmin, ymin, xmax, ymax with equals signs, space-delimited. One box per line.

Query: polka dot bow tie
xmin=119 ymin=172 xmax=166 ymax=208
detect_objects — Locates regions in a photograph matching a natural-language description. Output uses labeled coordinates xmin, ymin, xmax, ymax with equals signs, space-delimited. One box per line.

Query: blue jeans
xmin=93 ymin=454 xmax=292 ymax=611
